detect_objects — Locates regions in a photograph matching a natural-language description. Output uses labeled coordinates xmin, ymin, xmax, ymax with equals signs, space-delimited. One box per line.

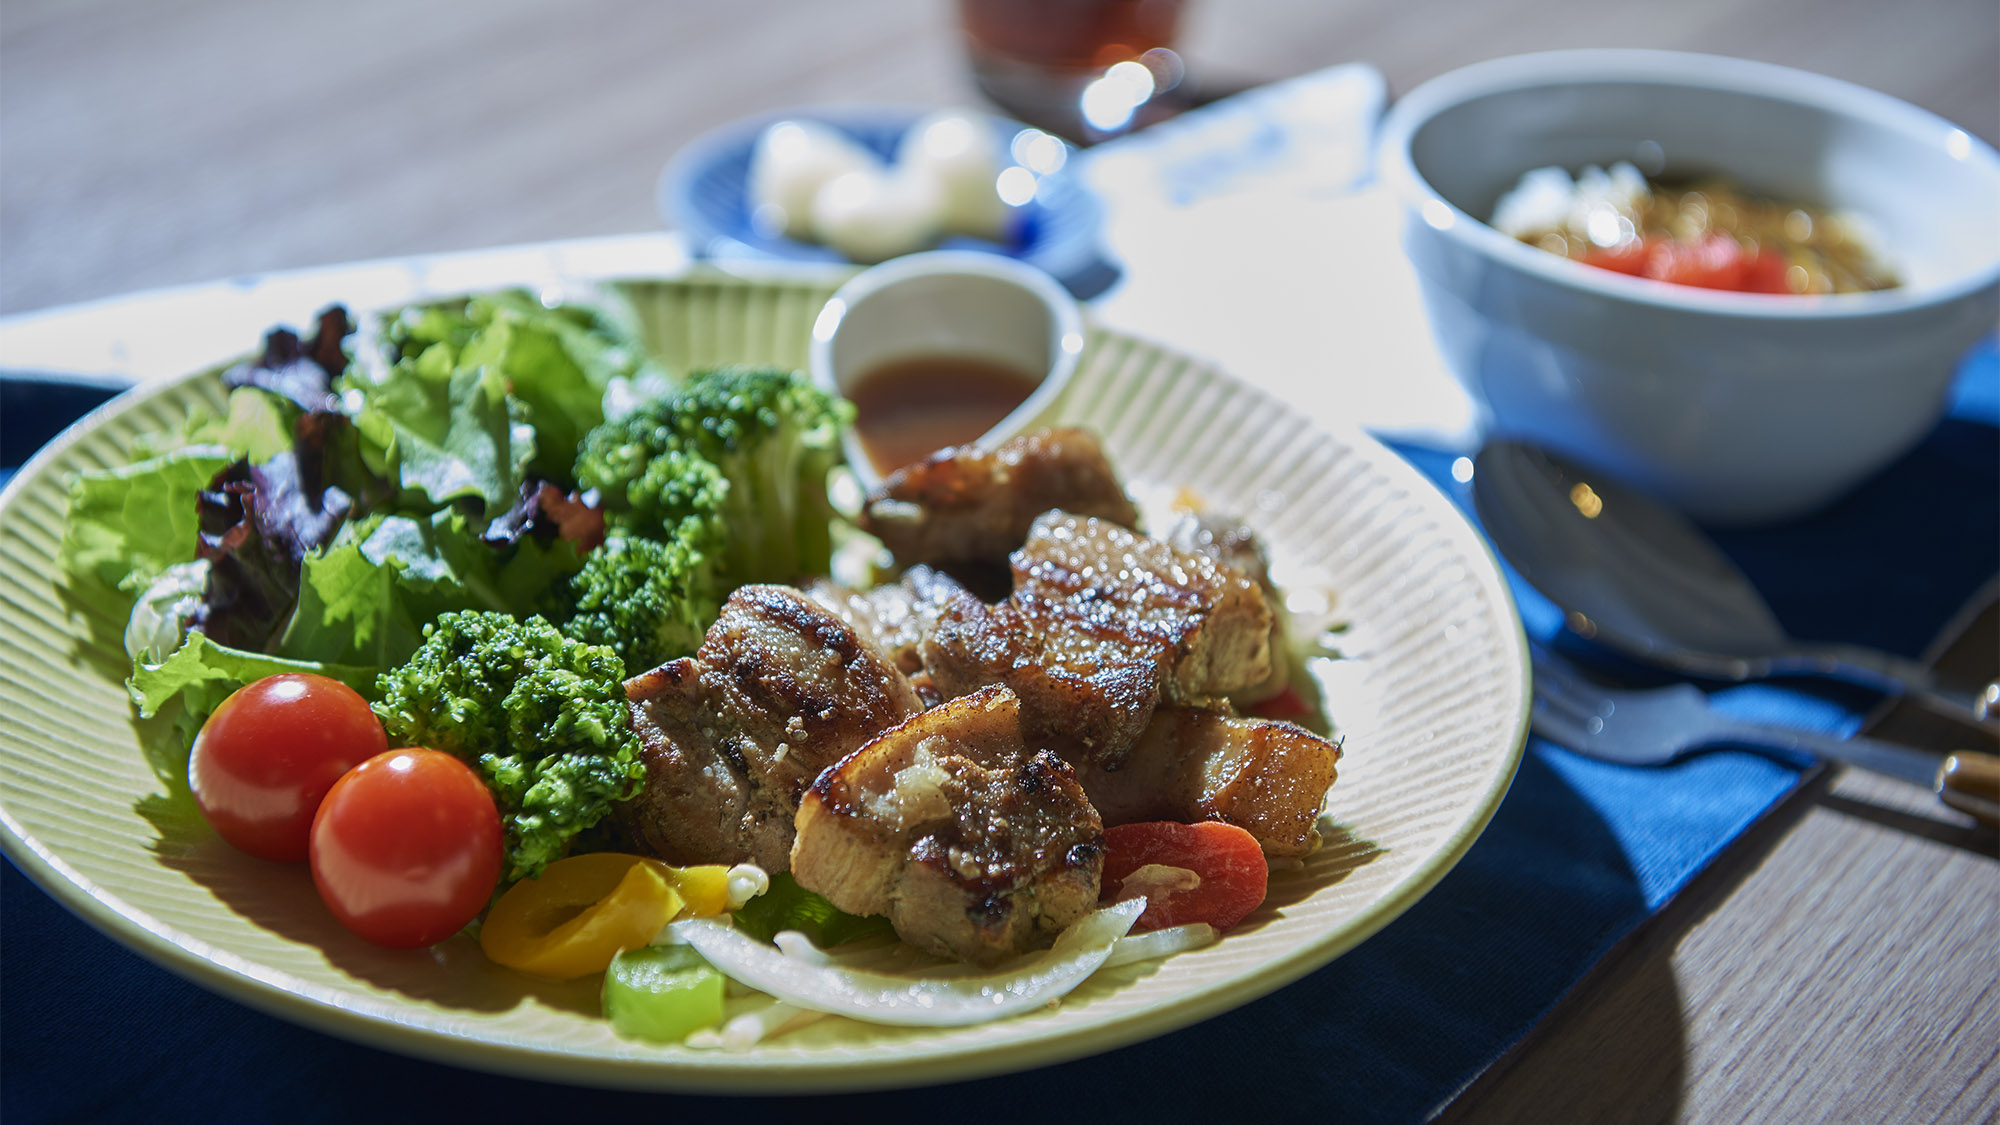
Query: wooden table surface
xmin=4 ymin=2 xmax=1997 ymax=1121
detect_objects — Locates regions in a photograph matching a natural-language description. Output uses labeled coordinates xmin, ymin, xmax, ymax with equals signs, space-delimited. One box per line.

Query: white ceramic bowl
xmin=809 ymin=250 xmax=1086 ymax=488
xmin=1378 ymin=49 xmax=2000 ymax=524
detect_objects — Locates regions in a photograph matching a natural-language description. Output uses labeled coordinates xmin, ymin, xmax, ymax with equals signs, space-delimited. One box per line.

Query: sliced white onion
xmin=685 ymin=1000 xmax=826 ymax=1051
xmin=1112 ymin=863 xmax=1201 ymax=904
xmin=670 ymin=898 xmax=1144 ymax=1027
xmin=773 ymin=930 xmax=834 ymax=966
xmin=1101 ymin=922 xmax=1218 ymax=969
xmin=725 ymin=863 xmax=770 ymax=909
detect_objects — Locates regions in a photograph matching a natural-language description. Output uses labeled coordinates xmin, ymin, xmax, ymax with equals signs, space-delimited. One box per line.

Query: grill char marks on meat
xmin=859 ymin=427 xmax=1140 ymax=595
xmin=807 ymin=564 xmax=969 ymax=679
xmin=922 ymin=512 xmax=1275 ymax=768
xmin=1079 ymin=708 xmax=1342 ymax=858
xmin=792 ymin=685 xmax=1105 ymax=965
xmin=618 ymin=584 xmax=923 ymax=871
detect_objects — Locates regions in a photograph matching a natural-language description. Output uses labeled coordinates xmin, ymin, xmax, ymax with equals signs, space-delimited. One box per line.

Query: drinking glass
xmin=954 ymin=0 xmax=1189 ymax=142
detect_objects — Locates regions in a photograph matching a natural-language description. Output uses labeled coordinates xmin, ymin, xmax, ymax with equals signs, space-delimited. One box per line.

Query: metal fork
xmin=1530 ymin=647 xmax=2000 ymax=824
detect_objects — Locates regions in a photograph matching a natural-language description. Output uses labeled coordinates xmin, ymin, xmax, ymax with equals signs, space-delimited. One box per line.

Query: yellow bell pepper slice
xmin=481 ymin=854 xmax=682 ymax=980
xmin=668 ymin=865 xmax=732 ymax=917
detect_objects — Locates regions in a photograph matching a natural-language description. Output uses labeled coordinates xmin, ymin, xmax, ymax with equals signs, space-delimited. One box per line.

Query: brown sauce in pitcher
xmin=848 ymin=353 xmax=1041 ymax=476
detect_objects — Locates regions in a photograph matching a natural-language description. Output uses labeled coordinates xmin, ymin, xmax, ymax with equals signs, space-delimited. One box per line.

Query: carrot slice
xmin=1101 ymin=821 xmax=1269 ymax=932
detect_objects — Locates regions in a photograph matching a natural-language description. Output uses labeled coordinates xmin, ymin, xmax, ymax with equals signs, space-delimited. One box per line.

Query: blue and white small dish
xmin=659 ymin=105 xmax=1108 ymax=294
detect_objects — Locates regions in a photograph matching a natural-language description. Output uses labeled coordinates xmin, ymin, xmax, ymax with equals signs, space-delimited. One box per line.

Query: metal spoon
xmin=1471 ymin=440 xmax=2000 ymax=733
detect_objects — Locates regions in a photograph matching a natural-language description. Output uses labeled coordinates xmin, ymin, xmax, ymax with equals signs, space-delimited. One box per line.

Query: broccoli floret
xmin=574 ymin=366 xmax=852 ymax=588
xmin=373 ymin=610 xmax=644 ymax=881
xmin=613 ymin=445 xmax=731 ymax=546
xmin=551 ymin=532 xmax=720 ymax=673
xmin=660 ymin=368 xmax=852 ymax=585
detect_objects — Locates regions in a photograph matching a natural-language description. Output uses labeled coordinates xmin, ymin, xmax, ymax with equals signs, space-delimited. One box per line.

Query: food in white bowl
xmin=1491 ymin=162 xmax=1899 ymax=295
xmin=1377 ymin=49 xmax=2000 ymax=524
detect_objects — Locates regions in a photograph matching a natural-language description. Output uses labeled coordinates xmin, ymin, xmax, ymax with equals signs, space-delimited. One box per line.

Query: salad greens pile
xmin=59 ymin=290 xmax=852 ymax=877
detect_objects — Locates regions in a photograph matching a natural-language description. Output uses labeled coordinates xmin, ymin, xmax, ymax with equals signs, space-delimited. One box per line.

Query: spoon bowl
xmin=1472 ymin=440 xmax=1997 ymax=731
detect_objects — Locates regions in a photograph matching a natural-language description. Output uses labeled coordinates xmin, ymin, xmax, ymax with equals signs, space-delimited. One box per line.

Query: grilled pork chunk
xmin=858 ymin=428 xmax=1140 ymax=581
xmin=923 ymin=512 xmax=1274 ymax=767
xmin=806 ymin=565 xmax=969 ymax=678
xmin=618 ymin=585 xmax=923 ymax=871
xmin=792 ymin=685 xmax=1104 ymax=965
xmin=1161 ymin=509 xmax=1292 ymax=705
xmin=1079 ymin=708 xmax=1342 ymax=858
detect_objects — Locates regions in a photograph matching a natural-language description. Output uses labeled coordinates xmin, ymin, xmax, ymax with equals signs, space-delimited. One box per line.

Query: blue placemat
xmin=4 ymin=338 xmax=1995 ymax=1122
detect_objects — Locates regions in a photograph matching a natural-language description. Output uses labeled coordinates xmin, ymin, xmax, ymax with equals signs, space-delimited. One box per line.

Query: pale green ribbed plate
xmin=0 ymin=269 xmax=1528 ymax=1092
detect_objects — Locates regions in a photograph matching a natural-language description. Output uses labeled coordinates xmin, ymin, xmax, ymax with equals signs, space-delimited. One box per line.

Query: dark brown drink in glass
xmin=956 ymin=0 xmax=1187 ymax=142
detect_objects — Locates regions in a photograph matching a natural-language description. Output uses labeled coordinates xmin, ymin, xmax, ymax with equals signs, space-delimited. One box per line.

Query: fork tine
xmin=1529 ymin=648 xmax=1606 ymax=720
xmin=1529 ymin=690 xmax=1595 ymax=748
xmin=1532 ymin=681 xmax=1597 ymax=731
xmin=1530 ymin=647 xmax=1619 ymax=706
xmin=1527 ymin=644 xmax=1578 ymax=692
xmin=1528 ymin=646 xmax=1616 ymax=748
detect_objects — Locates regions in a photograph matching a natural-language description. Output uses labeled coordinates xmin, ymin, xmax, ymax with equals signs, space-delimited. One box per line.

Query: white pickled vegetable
xmin=897 ymin=110 xmax=1009 ymax=241
xmin=809 ymin=165 xmax=943 ymax=264
xmin=670 ymin=898 xmax=1145 ymax=1027
xmin=749 ymin=120 xmax=881 ymax=239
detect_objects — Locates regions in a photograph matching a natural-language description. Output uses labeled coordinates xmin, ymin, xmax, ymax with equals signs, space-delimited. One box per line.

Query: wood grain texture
xmin=3 ymin=0 xmax=1995 ymax=314
xmin=3 ymin=1 xmax=1998 ymax=1119
xmin=1438 ymin=769 xmax=2000 ymax=1124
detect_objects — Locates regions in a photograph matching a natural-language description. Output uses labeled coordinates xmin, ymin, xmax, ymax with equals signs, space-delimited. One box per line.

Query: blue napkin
xmin=4 ymin=339 xmax=1994 ymax=1122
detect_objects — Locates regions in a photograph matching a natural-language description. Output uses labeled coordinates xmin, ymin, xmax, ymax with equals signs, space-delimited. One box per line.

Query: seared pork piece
xmin=792 ymin=685 xmax=1104 ymax=965
xmin=1161 ymin=509 xmax=1273 ymax=589
xmin=1161 ymin=509 xmax=1292 ymax=705
xmin=806 ymin=565 xmax=969 ymax=678
xmin=1079 ymin=708 xmax=1342 ymax=858
xmin=858 ymin=428 xmax=1140 ymax=579
xmin=618 ymin=585 xmax=923 ymax=871
xmin=923 ymin=512 xmax=1274 ymax=766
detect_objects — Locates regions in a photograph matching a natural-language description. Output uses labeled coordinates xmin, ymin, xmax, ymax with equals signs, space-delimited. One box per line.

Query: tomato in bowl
xmin=1377 ymin=49 xmax=2000 ymax=525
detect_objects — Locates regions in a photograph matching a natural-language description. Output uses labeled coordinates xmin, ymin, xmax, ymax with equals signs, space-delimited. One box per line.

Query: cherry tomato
xmin=188 ymin=673 xmax=388 ymax=863
xmin=1101 ymin=820 xmax=1269 ymax=932
xmin=309 ymin=748 xmax=502 ymax=949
